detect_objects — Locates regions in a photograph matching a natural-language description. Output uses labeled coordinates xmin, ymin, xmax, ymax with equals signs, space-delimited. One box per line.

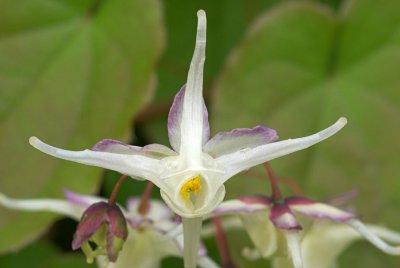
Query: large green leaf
xmin=0 ymin=0 xmax=163 ymax=252
xmin=211 ymin=0 xmax=400 ymax=267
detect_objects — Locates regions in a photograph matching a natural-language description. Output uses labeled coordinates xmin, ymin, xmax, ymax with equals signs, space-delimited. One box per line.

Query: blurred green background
xmin=1 ymin=0 xmax=400 ymax=267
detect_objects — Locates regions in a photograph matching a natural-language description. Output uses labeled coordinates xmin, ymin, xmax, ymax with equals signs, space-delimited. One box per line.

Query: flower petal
xmin=197 ymin=256 xmax=220 ymax=268
xmin=177 ymin=10 xmax=209 ymax=163
xmin=270 ymin=203 xmax=302 ymax=230
xmin=347 ymin=219 xmax=400 ymax=255
xmin=0 ymin=193 xmax=83 ymax=219
xmin=125 ymin=198 xmax=173 ymax=222
xmin=203 ymin=126 xmax=278 ymax=157
xmin=64 ymin=189 xmax=106 ymax=207
xmin=213 ymin=199 xmax=269 ymax=216
xmin=302 ymin=221 xmax=400 ymax=268
xmin=29 ymin=137 xmax=162 ymax=186
xmin=93 ymin=139 xmax=176 ymax=158
xmin=301 ymin=222 xmax=356 ymax=268
xmin=216 ymin=117 xmax=347 ymax=182
xmin=168 ymin=85 xmax=210 ymax=153
xmin=286 ymin=197 xmax=356 ymax=222
xmin=283 ymin=231 xmax=304 ymax=268
xmin=239 ymin=210 xmax=279 ymax=258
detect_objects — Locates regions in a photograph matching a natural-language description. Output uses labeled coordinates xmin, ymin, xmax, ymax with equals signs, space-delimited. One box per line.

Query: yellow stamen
xmin=180 ymin=176 xmax=202 ymax=201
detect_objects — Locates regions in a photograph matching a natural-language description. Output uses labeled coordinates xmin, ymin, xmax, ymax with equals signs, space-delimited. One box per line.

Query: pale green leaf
xmin=0 ymin=0 xmax=163 ymax=252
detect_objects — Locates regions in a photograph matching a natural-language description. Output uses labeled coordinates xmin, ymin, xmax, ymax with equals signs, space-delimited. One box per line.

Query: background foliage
xmin=1 ymin=0 xmax=400 ymax=267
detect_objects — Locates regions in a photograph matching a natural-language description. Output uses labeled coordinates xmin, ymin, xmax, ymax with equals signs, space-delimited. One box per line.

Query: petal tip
xmin=196 ymin=9 xmax=206 ymax=42
xmin=29 ymin=136 xmax=40 ymax=147
xmin=197 ymin=9 xmax=206 ymax=18
xmin=339 ymin=117 xmax=348 ymax=126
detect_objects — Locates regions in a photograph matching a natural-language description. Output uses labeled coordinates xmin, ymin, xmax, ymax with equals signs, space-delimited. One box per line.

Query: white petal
xmin=125 ymin=197 xmax=173 ymax=222
xmin=368 ymin=225 xmax=400 ymax=244
xmin=168 ymin=85 xmax=210 ymax=153
xmin=347 ymin=219 xmax=400 ymax=255
xmin=64 ymin=189 xmax=106 ymax=207
xmin=302 ymin=221 xmax=400 ymax=268
xmin=197 ymin=256 xmax=220 ymax=268
xmin=216 ymin=118 xmax=347 ymax=181
xmin=0 ymin=193 xmax=83 ymax=220
xmin=178 ymin=10 xmax=208 ymax=164
xmin=160 ymin=171 xmax=226 ymax=218
xmin=301 ymin=222 xmax=362 ymax=268
xmin=182 ymin=217 xmax=203 ymax=268
xmin=283 ymin=231 xmax=303 ymax=268
xmin=93 ymin=139 xmax=177 ymax=158
xmin=201 ymin=216 xmax=243 ymax=238
xmin=213 ymin=199 xmax=268 ymax=216
xmin=288 ymin=198 xmax=355 ymax=222
xmin=29 ymin=137 xmax=163 ymax=186
xmin=239 ymin=210 xmax=279 ymax=258
xmin=204 ymin=126 xmax=278 ymax=157
xmin=106 ymin=230 xmax=168 ymax=268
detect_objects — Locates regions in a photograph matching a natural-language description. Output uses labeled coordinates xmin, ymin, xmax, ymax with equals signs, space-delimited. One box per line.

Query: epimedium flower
xmin=274 ymin=220 xmax=400 ymax=268
xmin=72 ymin=201 xmax=128 ymax=263
xmin=28 ymin=10 xmax=347 ymax=268
xmin=0 ymin=188 xmax=219 ymax=268
xmin=213 ymin=163 xmax=400 ymax=268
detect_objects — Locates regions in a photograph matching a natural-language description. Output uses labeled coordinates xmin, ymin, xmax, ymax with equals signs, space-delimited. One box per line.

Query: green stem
xmin=182 ymin=217 xmax=203 ymax=268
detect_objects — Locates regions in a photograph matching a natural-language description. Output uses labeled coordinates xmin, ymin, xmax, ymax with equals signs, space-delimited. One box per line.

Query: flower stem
xmin=108 ymin=175 xmax=126 ymax=205
xmin=182 ymin=217 xmax=203 ymax=268
xmin=138 ymin=182 xmax=154 ymax=215
xmin=264 ymin=162 xmax=282 ymax=201
xmin=213 ymin=216 xmax=235 ymax=267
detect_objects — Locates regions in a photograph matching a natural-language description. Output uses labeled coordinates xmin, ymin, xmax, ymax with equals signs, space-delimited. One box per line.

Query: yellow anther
xmin=180 ymin=176 xmax=202 ymax=201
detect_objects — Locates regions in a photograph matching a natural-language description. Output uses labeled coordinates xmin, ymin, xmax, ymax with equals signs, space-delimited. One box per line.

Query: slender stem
xmin=276 ymin=175 xmax=303 ymax=196
xmin=243 ymin=170 xmax=303 ymax=196
xmin=182 ymin=217 xmax=203 ymax=268
xmin=138 ymin=182 xmax=154 ymax=215
xmin=108 ymin=175 xmax=126 ymax=205
xmin=213 ymin=216 xmax=234 ymax=267
xmin=263 ymin=162 xmax=282 ymax=201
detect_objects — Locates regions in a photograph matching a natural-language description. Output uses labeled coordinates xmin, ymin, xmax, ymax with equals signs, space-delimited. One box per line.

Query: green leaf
xmin=0 ymin=0 xmax=164 ymax=252
xmin=211 ymin=0 xmax=400 ymax=266
xmin=0 ymin=241 xmax=58 ymax=268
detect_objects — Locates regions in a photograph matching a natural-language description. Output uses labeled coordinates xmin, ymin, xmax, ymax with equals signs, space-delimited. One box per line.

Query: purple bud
xmin=72 ymin=202 xmax=128 ymax=263
xmin=270 ymin=202 xmax=302 ymax=231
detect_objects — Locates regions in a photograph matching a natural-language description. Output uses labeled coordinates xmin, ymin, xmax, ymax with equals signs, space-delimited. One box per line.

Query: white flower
xmin=28 ymin=10 xmax=346 ymax=267
xmin=214 ymin=197 xmax=400 ymax=268
xmin=0 ymin=191 xmax=219 ymax=268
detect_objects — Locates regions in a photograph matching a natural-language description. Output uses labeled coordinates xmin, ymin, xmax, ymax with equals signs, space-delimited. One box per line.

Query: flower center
xmin=180 ymin=176 xmax=202 ymax=202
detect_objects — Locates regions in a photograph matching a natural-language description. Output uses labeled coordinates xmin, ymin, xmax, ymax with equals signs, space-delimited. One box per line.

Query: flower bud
xmin=72 ymin=201 xmax=128 ymax=263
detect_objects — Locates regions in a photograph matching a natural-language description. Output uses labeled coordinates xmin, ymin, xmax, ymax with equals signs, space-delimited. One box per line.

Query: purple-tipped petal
xmin=92 ymin=139 xmax=176 ymax=158
xmin=126 ymin=197 xmax=140 ymax=212
xmin=213 ymin=199 xmax=269 ymax=216
xmin=215 ymin=118 xmax=347 ymax=183
xmin=72 ymin=202 xmax=109 ymax=249
xmin=204 ymin=126 xmax=278 ymax=157
xmin=108 ymin=206 xmax=128 ymax=239
xmin=29 ymin=137 xmax=161 ymax=183
xmin=128 ymin=218 xmax=153 ymax=229
xmin=64 ymin=189 xmax=104 ymax=207
xmin=287 ymin=197 xmax=356 ymax=222
xmin=270 ymin=203 xmax=302 ymax=230
xmin=167 ymin=85 xmax=210 ymax=152
xmin=72 ymin=201 xmax=128 ymax=263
